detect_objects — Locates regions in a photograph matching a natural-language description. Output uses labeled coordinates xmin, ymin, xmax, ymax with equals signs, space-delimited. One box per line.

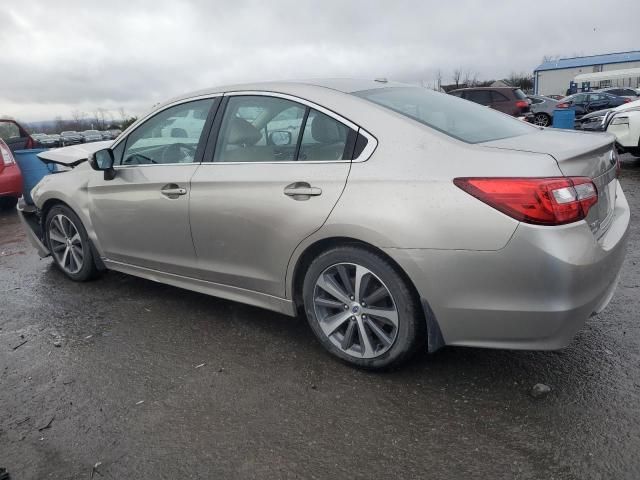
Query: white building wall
xmin=536 ymin=60 xmax=640 ymax=96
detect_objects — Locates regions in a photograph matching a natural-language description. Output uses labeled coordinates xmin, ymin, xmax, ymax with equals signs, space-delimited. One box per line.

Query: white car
xmin=605 ymin=99 xmax=640 ymax=157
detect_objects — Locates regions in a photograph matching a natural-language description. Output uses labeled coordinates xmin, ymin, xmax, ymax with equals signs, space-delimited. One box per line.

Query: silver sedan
xmin=528 ymin=94 xmax=559 ymax=126
xmin=19 ymin=79 xmax=629 ymax=369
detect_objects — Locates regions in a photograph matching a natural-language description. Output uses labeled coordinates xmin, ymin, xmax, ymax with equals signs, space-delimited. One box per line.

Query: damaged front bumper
xmin=16 ymin=197 xmax=50 ymax=258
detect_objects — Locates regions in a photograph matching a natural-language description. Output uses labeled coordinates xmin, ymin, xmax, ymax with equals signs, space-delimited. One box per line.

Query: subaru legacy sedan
xmin=18 ymin=79 xmax=629 ymax=369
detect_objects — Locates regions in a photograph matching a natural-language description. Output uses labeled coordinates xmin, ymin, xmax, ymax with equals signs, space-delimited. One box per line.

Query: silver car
xmin=527 ymin=94 xmax=559 ymax=127
xmin=18 ymin=79 xmax=629 ymax=369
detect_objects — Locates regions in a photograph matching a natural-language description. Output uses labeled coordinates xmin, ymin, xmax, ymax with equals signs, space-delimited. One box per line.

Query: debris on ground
xmin=195 ymin=363 xmax=206 ymax=369
xmin=53 ymin=340 xmax=62 ymax=348
xmin=37 ymin=416 xmax=55 ymax=431
xmin=11 ymin=340 xmax=28 ymax=351
xmin=90 ymin=462 xmax=102 ymax=479
xmin=135 ymin=400 xmax=144 ymax=405
xmin=530 ymin=383 xmax=552 ymax=399
xmin=0 ymin=467 xmax=11 ymax=480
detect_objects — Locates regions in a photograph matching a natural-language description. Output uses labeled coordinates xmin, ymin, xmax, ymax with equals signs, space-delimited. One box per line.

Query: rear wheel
xmin=302 ymin=246 xmax=424 ymax=369
xmin=533 ymin=113 xmax=551 ymax=127
xmin=45 ymin=205 xmax=99 ymax=281
xmin=627 ymin=147 xmax=640 ymax=158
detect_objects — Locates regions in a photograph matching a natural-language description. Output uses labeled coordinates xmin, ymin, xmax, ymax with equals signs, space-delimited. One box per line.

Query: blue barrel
xmin=13 ymin=149 xmax=56 ymax=204
xmin=552 ymin=109 xmax=576 ymax=129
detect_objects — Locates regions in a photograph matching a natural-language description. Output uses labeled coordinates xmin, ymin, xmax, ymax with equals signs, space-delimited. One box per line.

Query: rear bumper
xmin=17 ymin=198 xmax=50 ymax=258
xmin=386 ymin=181 xmax=630 ymax=351
xmin=0 ymin=164 xmax=23 ymax=198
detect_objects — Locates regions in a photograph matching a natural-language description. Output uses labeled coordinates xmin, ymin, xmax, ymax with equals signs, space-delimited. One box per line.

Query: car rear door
xmin=586 ymin=94 xmax=609 ymax=113
xmin=87 ymin=97 xmax=219 ymax=276
xmin=188 ymin=93 xmax=358 ymax=298
xmin=489 ymin=90 xmax=511 ymax=114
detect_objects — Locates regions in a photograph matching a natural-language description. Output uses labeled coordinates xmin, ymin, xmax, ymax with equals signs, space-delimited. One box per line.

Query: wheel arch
xmin=40 ymin=198 xmax=106 ymax=271
xmin=288 ymin=235 xmax=443 ymax=349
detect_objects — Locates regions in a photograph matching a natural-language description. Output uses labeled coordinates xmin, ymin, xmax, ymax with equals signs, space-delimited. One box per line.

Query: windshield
xmin=353 ymin=87 xmax=535 ymax=144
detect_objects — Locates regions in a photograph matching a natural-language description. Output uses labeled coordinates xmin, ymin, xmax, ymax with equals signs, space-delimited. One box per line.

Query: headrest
xmin=227 ymin=117 xmax=262 ymax=146
xmin=311 ymin=114 xmax=344 ymax=144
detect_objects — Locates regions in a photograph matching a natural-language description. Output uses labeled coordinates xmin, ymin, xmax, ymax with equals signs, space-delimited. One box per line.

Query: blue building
xmin=533 ymin=50 xmax=640 ymax=95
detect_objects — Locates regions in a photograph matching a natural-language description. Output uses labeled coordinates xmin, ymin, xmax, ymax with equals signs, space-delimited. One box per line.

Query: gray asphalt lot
xmin=1 ymin=156 xmax=639 ymax=479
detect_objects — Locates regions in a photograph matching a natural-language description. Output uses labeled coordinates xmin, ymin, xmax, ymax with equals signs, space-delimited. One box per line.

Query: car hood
xmin=37 ymin=140 xmax=112 ymax=167
xmin=580 ymin=108 xmax=613 ymax=121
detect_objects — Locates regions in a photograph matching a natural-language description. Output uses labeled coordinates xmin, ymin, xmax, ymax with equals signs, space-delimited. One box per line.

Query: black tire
xmin=45 ymin=204 xmax=99 ymax=281
xmin=533 ymin=113 xmax=551 ymax=127
xmin=0 ymin=197 xmax=18 ymax=210
xmin=302 ymin=246 xmax=425 ymax=369
xmin=627 ymin=147 xmax=640 ymax=158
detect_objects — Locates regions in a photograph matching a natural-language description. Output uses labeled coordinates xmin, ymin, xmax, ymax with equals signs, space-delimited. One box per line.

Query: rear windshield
xmin=353 ymin=87 xmax=534 ymax=144
xmin=513 ymin=89 xmax=527 ymax=100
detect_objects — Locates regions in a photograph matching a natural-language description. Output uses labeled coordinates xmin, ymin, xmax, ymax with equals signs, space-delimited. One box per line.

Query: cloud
xmin=1 ymin=0 xmax=638 ymax=121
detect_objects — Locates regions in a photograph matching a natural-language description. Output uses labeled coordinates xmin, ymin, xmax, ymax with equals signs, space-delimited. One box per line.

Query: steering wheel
xmin=161 ymin=142 xmax=197 ymax=163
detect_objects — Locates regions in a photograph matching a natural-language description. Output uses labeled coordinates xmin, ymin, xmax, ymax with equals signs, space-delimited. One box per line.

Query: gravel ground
xmin=1 ymin=155 xmax=639 ymax=479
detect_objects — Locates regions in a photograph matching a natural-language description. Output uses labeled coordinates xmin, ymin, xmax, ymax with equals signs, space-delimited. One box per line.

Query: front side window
xmin=354 ymin=87 xmax=535 ymax=144
xmin=213 ymin=96 xmax=354 ymax=162
xmin=120 ymin=99 xmax=214 ymax=165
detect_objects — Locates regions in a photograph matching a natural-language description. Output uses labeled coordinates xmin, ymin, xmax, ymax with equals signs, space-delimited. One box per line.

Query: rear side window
xmin=0 ymin=122 xmax=20 ymax=141
xmin=491 ymin=91 xmax=509 ymax=102
xmin=513 ymin=89 xmax=528 ymax=100
xmin=465 ymin=90 xmax=492 ymax=105
xmin=353 ymin=87 xmax=535 ymax=144
xmin=213 ymin=96 xmax=356 ymax=162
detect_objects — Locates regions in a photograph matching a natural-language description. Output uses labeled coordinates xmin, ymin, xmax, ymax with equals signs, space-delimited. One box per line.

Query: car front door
xmin=586 ymin=94 xmax=609 ymax=113
xmin=188 ymin=93 xmax=358 ymax=298
xmin=87 ymin=97 xmax=218 ymax=276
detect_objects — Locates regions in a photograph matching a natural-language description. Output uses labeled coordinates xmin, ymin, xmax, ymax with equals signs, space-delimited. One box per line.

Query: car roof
xmin=165 ymin=78 xmax=410 ymax=105
xmin=450 ymin=87 xmax=517 ymax=92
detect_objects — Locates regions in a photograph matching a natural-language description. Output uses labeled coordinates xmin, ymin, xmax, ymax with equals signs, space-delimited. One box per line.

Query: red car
xmin=0 ymin=139 xmax=22 ymax=209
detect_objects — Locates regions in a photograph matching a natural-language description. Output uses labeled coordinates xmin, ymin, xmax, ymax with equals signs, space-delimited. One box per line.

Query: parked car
xmin=108 ymin=129 xmax=122 ymax=139
xmin=527 ymin=95 xmax=559 ymax=126
xmin=596 ymin=87 xmax=640 ymax=100
xmin=100 ymin=131 xmax=113 ymax=140
xmin=32 ymin=133 xmax=59 ymax=148
xmin=81 ymin=130 xmax=104 ymax=143
xmin=449 ymin=87 xmax=533 ymax=120
xmin=60 ymin=131 xmax=83 ymax=146
xmin=556 ymin=92 xmax=631 ymax=118
xmin=576 ymin=100 xmax=640 ymax=157
xmin=18 ymin=79 xmax=629 ymax=369
xmin=0 ymin=139 xmax=23 ymax=209
xmin=0 ymin=118 xmax=38 ymax=151
xmin=545 ymin=94 xmax=565 ymax=101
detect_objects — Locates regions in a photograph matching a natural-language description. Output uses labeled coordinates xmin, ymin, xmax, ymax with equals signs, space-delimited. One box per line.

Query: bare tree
xmin=71 ymin=110 xmax=87 ymax=130
xmin=462 ymin=69 xmax=478 ymax=88
xmin=452 ymin=68 xmax=462 ymax=89
xmin=93 ymin=108 xmax=112 ymax=130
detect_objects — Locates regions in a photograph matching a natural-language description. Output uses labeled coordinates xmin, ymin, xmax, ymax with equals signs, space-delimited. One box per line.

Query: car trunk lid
xmin=482 ymin=129 xmax=618 ymax=236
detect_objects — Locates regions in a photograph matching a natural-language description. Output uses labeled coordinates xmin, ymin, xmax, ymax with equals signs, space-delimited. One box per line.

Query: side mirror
xmin=88 ymin=148 xmax=116 ymax=180
xmin=268 ymin=130 xmax=292 ymax=146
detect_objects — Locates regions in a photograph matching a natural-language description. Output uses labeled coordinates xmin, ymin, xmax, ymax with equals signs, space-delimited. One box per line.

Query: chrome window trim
xmin=111 ymin=90 xmax=378 ymax=166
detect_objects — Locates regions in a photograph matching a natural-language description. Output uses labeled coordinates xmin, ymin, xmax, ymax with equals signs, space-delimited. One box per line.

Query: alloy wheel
xmin=313 ymin=262 xmax=399 ymax=359
xmin=533 ymin=113 xmax=550 ymax=127
xmin=49 ymin=214 xmax=84 ymax=274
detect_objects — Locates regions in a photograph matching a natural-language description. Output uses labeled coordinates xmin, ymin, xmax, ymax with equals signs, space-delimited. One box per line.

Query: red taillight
xmin=556 ymin=102 xmax=570 ymax=108
xmin=0 ymin=141 xmax=16 ymax=165
xmin=623 ymin=98 xmax=631 ymax=103
xmin=454 ymin=177 xmax=598 ymax=226
xmin=515 ymin=100 xmax=529 ymax=109
xmin=25 ymin=136 xmax=35 ymax=149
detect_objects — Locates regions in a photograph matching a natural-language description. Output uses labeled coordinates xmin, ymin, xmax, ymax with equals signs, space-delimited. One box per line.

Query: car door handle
xmin=284 ymin=182 xmax=322 ymax=200
xmin=161 ymin=184 xmax=187 ymax=198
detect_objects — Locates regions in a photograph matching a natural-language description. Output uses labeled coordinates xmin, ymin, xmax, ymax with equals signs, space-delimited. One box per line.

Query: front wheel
xmin=45 ymin=205 xmax=99 ymax=281
xmin=302 ymin=246 xmax=424 ymax=369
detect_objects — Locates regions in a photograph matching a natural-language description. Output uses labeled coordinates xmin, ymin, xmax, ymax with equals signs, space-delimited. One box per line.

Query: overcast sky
xmin=2 ymin=0 xmax=638 ymax=122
